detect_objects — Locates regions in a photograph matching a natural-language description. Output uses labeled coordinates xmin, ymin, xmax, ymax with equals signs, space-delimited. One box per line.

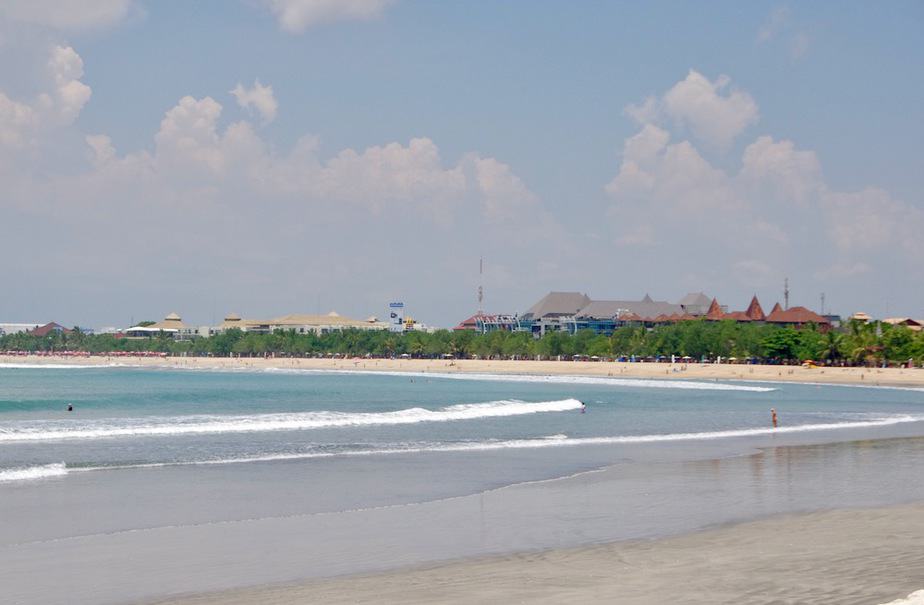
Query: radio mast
xmin=477 ymin=257 xmax=484 ymax=314
xmin=784 ymin=277 xmax=790 ymax=310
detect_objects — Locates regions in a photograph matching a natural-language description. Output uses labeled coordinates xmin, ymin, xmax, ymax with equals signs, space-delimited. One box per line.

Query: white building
xmin=0 ymin=323 xmax=42 ymax=336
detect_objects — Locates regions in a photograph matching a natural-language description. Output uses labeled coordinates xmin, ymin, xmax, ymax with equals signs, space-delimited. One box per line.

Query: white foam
xmin=734 ymin=378 xmax=924 ymax=393
xmin=62 ymin=414 xmax=924 ymax=474
xmin=0 ymin=399 xmax=583 ymax=442
xmin=262 ymin=368 xmax=777 ymax=392
xmin=880 ymin=590 xmax=924 ymax=605
xmin=0 ymin=463 xmax=68 ymax=483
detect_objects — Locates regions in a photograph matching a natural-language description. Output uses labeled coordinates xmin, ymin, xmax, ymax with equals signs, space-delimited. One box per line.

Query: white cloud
xmin=757 ymin=6 xmax=810 ymax=60
xmin=662 ymin=71 xmax=759 ymax=150
xmin=86 ymin=134 xmax=115 ymax=166
xmin=740 ymin=135 xmax=822 ymax=203
xmin=0 ymin=45 xmax=91 ymax=148
xmin=230 ymin=80 xmax=278 ymax=124
xmin=757 ymin=6 xmax=790 ymax=43
xmin=823 ymin=188 xmax=924 ymax=256
xmin=261 ymin=0 xmax=394 ymax=32
xmin=0 ymin=0 xmax=135 ymax=31
xmin=622 ymin=70 xmax=758 ymax=150
xmin=0 ymin=92 xmax=38 ymax=148
xmin=605 ymin=70 xmax=924 ymax=307
xmin=44 ymin=46 xmax=92 ymax=124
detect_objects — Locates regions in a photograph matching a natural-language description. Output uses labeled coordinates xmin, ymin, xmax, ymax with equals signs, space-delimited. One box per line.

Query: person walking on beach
xmin=771 ymin=408 xmax=778 ymax=428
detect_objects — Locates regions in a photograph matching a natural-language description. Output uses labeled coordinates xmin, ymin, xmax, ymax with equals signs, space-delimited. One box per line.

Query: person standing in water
xmin=771 ymin=408 xmax=778 ymax=428
xmin=66 ymin=403 xmax=73 ymax=412
xmin=580 ymin=401 xmax=586 ymax=414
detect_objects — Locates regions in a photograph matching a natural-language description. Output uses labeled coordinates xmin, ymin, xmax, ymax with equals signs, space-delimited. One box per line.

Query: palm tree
xmin=818 ymin=330 xmax=843 ymax=364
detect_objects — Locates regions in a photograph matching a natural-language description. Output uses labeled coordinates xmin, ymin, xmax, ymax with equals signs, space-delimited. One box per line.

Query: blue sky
xmin=1 ymin=1 xmax=923 ymax=327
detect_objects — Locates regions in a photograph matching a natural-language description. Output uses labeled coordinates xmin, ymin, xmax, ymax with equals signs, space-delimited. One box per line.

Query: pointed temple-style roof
xmin=767 ymin=302 xmax=785 ymax=321
xmin=744 ymin=296 xmax=766 ymax=321
xmin=705 ymin=298 xmax=725 ymax=321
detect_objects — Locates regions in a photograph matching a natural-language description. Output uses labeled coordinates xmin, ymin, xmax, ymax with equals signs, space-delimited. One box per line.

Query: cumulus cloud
xmin=606 ymin=70 xmax=924 ymax=312
xmin=261 ymin=0 xmax=395 ymax=32
xmin=2 ymin=85 xmax=568 ymax=325
xmin=230 ymin=80 xmax=278 ymax=124
xmin=624 ymin=70 xmax=758 ymax=150
xmin=85 ymin=134 xmax=115 ymax=167
xmin=0 ymin=0 xmax=135 ymax=31
xmin=0 ymin=45 xmax=91 ymax=148
xmin=740 ymin=135 xmax=822 ymax=203
xmin=662 ymin=71 xmax=759 ymax=150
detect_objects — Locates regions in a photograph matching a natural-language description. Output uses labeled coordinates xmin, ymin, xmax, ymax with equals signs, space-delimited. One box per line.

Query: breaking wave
xmin=0 ymin=463 xmax=68 ymax=483
xmin=7 ymin=414 xmax=922 ymax=482
xmin=0 ymin=399 xmax=583 ymax=443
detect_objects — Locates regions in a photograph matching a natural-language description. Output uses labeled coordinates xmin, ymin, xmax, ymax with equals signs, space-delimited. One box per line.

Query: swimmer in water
xmin=66 ymin=403 xmax=73 ymax=412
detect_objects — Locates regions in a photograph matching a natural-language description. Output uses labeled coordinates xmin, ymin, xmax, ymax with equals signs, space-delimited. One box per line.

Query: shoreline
xmin=3 ymin=354 xmax=924 ymax=388
xmin=151 ymin=502 xmax=924 ymax=605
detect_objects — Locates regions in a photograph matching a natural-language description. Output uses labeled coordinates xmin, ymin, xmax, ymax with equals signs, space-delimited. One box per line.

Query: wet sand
xmin=154 ymin=504 xmax=924 ymax=605
xmin=4 ymin=354 xmax=924 ymax=388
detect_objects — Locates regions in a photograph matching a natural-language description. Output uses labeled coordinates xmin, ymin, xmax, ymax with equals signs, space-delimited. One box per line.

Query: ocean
xmin=2 ymin=365 xmax=923 ymax=604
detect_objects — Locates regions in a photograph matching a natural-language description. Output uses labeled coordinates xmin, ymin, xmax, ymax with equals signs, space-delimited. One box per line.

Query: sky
xmin=2 ymin=0 xmax=923 ymax=328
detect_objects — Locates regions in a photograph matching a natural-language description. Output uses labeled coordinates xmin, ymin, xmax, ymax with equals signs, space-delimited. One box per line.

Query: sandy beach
xmin=3 ymin=354 xmax=924 ymax=388
xmin=153 ymin=503 xmax=924 ymax=605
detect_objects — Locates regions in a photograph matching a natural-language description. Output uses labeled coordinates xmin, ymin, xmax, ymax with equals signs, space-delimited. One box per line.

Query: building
xmin=704 ymin=297 xmax=831 ymax=329
xmin=515 ymin=292 xmax=706 ymax=337
xmin=125 ymin=313 xmax=196 ymax=340
xmin=0 ymin=323 xmax=42 ymax=336
xmin=883 ymin=318 xmax=923 ymax=331
xmin=517 ymin=292 xmax=591 ymax=337
xmin=219 ymin=311 xmax=387 ymax=335
xmin=677 ymin=292 xmax=713 ymax=316
xmin=453 ymin=313 xmax=518 ymax=333
xmin=28 ymin=322 xmax=72 ymax=337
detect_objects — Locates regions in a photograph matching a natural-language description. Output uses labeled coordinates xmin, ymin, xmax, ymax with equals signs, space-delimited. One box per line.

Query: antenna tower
xmin=477 ymin=257 xmax=484 ymax=314
xmin=784 ymin=278 xmax=790 ymax=310
xmin=820 ymin=292 xmax=825 ymax=315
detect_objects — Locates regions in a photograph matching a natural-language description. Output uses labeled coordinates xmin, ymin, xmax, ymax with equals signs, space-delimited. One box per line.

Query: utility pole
xmin=784 ymin=278 xmax=790 ymax=310
xmin=820 ymin=292 xmax=825 ymax=315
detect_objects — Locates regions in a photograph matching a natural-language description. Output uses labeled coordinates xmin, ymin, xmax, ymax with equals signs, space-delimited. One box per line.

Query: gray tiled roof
xmin=576 ymin=299 xmax=683 ymax=320
xmin=522 ymin=292 xmax=591 ymax=320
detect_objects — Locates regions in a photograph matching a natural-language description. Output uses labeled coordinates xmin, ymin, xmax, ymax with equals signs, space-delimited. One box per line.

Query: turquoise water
xmin=2 ymin=366 xmax=924 ymax=604
xmin=2 ymin=366 xmax=922 ymax=473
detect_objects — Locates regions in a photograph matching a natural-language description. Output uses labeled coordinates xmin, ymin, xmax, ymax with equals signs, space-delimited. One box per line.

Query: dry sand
xmin=4 ymin=354 xmax=924 ymax=388
xmin=152 ymin=504 xmax=924 ymax=605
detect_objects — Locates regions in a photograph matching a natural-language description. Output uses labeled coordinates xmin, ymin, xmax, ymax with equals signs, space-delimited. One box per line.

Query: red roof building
xmin=766 ymin=305 xmax=830 ymax=328
xmin=28 ymin=322 xmax=72 ymax=337
xmin=453 ymin=314 xmax=483 ymax=331
xmin=744 ymin=296 xmax=766 ymax=321
xmin=705 ymin=298 xmax=725 ymax=321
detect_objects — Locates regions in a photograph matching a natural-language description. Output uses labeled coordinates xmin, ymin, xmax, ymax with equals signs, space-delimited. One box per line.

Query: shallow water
xmin=1 ymin=366 xmax=923 ymax=604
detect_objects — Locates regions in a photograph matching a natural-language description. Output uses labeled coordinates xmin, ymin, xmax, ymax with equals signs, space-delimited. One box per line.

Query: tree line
xmin=3 ymin=320 xmax=923 ymax=366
